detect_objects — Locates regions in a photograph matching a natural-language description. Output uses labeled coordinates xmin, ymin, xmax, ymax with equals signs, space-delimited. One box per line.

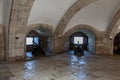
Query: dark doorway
xmin=114 ymin=33 xmax=120 ymax=54
xmin=26 ymin=30 xmax=45 ymax=60
xmin=69 ymin=32 xmax=88 ymax=50
xmin=69 ymin=32 xmax=88 ymax=56
xmin=68 ymin=29 xmax=96 ymax=56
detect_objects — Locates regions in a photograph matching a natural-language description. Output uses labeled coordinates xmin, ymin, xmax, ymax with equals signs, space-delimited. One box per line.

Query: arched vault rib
xmin=63 ymin=24 xmax=99 ymax=40
xmin=26 ymin=24 xmax=54 ymax=35
xmin=55 ymin=0 xmax=98 ymax=36
xmin=106 ymin=9 xmax=120 ymax=38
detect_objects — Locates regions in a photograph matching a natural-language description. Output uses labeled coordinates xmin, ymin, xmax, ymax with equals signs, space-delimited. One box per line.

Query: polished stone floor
xmin=1 ymin=51 xmax=120 ymax=80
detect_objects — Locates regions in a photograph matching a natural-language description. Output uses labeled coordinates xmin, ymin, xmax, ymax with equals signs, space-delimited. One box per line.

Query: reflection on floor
xmin=26 ymin=52 xmax=33 ymax=58
xmin=26 ymin=51 xmax=44 ymax=60
xmin=1 ymin=51 xmax=120 ymax=80
xmin=25 ymin=51 xmax=35 ymax=61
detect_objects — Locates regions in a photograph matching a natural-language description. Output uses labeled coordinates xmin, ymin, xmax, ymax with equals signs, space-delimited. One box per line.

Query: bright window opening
xmin=33 ymin=37 xmax=39 ymax=45
xmin=26 ymin=37 xmax=39 ymax=45
xmin=26 ymin=37 xmax=33 ymax=45
xmin=74 ymin=37 xmax=83 ymax=44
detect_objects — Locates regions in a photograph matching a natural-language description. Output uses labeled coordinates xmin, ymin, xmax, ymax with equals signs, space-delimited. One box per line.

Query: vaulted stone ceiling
xmin=0 ymin=0 xmax=120 ymax=34
xmin=64 ymin=0 xmax=120 ymax=33
xmin=27 ymin=0 xmax=77 ymax=27
xmin=27 ymin=0 xmax=120 ymax=34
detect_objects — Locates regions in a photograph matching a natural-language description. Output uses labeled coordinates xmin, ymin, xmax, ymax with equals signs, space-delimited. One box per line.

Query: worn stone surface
xmin=54 ymin=24 xmax=109 ymax=55
xmin=26 ymin=24 xmax=54 ymax=55
xmin=6 ymin=0 xmax=120 ymax=61
xmin=106 ymin=9 xmax=120 ymax=38
xmin=0 ymin=52 xmax=120 ymax=80
xmin=0 ymin=61 xmax=13 ymax=80
xmin=8 ymin=0 xmax=34 ymax=61
xmin=0 ymin=24 xmax=5 ymax=60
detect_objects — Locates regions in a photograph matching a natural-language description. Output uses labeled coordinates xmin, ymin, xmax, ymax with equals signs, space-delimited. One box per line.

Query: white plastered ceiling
xmin=0 ymin=0 xmax=116 ymax=33
xmin=0 ymin=0 xmax=4 ymax=24
xmin=64 ymin=0 xmax=120 ymax=33
xmin=27 ymin=0 xmax=77 ymax=28
xmin=0 ymin=0 xmax=12 ymax=26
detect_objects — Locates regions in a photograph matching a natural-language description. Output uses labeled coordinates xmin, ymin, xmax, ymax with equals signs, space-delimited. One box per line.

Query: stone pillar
xmin=54 ymin=35 xmax=66 ymax=54
xmin=95 ymin=32 xmax=113 ymax=55
xmin=95 ymin=32 xmax=105 ymax=54
xmin=96 ymin=40 xmax=104 ymax=54
xmin=0 ymin=25 xmax=5 ymax=60
xmin=9 ymin=0 xmax=34 ymax=61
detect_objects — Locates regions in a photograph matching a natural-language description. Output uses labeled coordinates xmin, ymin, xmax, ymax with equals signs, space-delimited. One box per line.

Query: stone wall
xmin=0 ymin=24 xmax=5 ymax=60
xmin=7 ymin=0 xmax=119 ymax=61
xmin=26 ymin=24 xmax=54 ymax=56
xmin=54 ymin=24 xmax=112 ymax=55
xmin=88 ymin=36 xmax=95 ymax=53
xmin=8 ymin=0 xmax=34 ymax=61
xmin=105 ymin=9 xmax=120 ymax=55
xmin=95 ymin=31 xmax=105 ymax=54
xmin=106 ymin=10 xmax=120 ymax=38
xmin=54 ymin=35 xmax=66 ymax=54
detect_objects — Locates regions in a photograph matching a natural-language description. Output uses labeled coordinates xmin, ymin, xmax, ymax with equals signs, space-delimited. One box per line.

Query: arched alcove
xmin=69 ymin=30 xmax=95 ymax=54
xmin=25 ymin=30 xmax=45 ymax=59
xmin=69 ymin=32 xmax=88 ymax=50
xmin=25 ymin=24 xmax=54 ymax=59
xmin=114 ymin=32 xmax=120 ymax=54
xmin=64 ymin=25 xmax=97 ymax=54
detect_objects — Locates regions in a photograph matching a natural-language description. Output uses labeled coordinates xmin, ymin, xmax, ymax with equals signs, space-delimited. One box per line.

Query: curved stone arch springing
xmin=111 ymin=28 xmax=120 ymax=40
xmin=113 ymin=31 xmax=120 ymax=43
xmin=24 ymin=24 xmax=54 ymax=56
xmin=63 ymin=24 xmax=99 ymax=40
xmin=105 ymin=9 xmax=120 ymax=55
xmin=109 ymin=29 xmax=120 ymax=55
xmin=26 ymin=24 xmax=54 ymax=35
xmin=113 ymin=32 xmax=120 ymax=54
xmin=63 ymin=24 xmax=100 ymax=54
xmin=55 ymin=0 xmax=98 ymax=36
xmin=106 ymin=9 xmax=120 ymax=38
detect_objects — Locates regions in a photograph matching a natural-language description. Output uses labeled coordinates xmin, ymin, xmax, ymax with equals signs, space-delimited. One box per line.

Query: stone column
xmin=9 ymin=0 xmax=34 ymax=61
xmin=95 ymin=32 xmax=105 ymax=54
xmin=54 ymin=35 xmax=66 ymax=54
xmin=0 ymin=25 xmax=5 ymax=60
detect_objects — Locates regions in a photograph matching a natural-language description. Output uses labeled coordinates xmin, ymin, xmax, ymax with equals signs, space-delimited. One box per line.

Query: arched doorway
xmin=69 ymin=32 xmax=88 ymax=52
xmin=64 ymin=24 xmax=99 ymax=54
xmin=68 ymin=29 xmax=95 ymax=55
xmin=114 ymin=33 xmax=120 ymax=54
xmin=64 ymin=24 xmax=98 ymax=55
xmin=25 ymin=28 xmax=53 ymax=60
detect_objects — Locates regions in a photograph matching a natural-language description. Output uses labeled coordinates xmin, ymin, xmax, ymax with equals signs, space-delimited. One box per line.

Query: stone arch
xmin=64 ymin=24 xmax=99 ymax=40
xmin=106 ymin=9 xmax=120 ymax=38
xmin=55 ymin=0 xmax=98 ymax=36
xmin=63 ymin=24 xmax=100 ymax=54
xmin=108 ymin=30 xmax=120 ymax=55
xmin=113 ymin=30 xmax=120 ymax=39
xmin=25 ymin=24 xmax=54 ymax=56
xmin=26 ymin=24 xmax=54 ymax=35
xmin=105 ymin=9 xmax=120 ymax=55
xmin=113 ymin=32 xmax=120 ymax=54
